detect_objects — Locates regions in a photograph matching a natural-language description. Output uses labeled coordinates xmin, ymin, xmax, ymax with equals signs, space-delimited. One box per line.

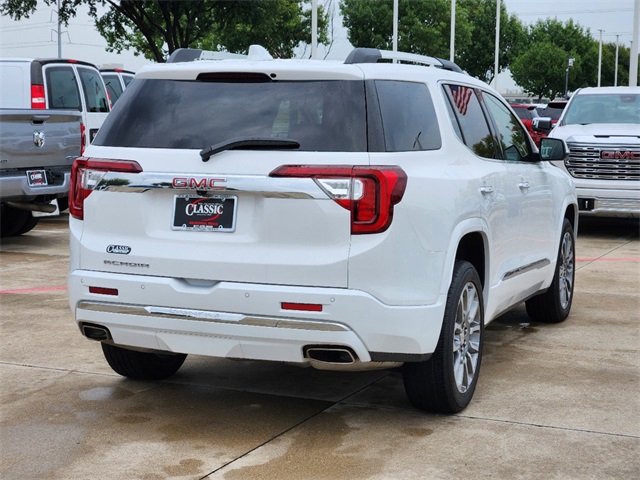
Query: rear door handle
xmin=518 ymin=182 xmax=530 ymax=190
xmin=480 ymin=186 xmax=494 ymax=195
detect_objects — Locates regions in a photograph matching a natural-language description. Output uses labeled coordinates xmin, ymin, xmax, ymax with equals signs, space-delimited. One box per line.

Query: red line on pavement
xmin=576 ymin=257 xmax=639 ymax=262
xmin=0 ymin=285 xmax=67 ymax=294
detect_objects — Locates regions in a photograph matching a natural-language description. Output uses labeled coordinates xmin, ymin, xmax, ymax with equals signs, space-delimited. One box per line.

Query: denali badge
xmin=104 ymin=260 xmax=149 ymax=268
xmin=601 ymin=151 xmax=640 ymax=160
xmin=106 ymin=245 xmax=132 ymax=255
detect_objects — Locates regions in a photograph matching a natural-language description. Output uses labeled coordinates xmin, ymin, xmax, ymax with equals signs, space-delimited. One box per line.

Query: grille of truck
xmin=565 ymin=143 xmax=640 ymax=180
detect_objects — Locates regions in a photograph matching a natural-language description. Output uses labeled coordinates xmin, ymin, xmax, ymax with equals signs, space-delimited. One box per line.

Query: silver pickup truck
xmin=0 ymin=109 xmax=81 ymax=236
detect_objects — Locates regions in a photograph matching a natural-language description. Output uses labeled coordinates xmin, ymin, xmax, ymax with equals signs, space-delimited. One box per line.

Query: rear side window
xmin=78 ymin=67 xmax=109 ymax=112
xmin=102 ymin=73 xmax=124 ymax=104
xmin=45 ymin=66 xmax=81 ymax=110
xmin=375 ymin=80 xmax=441 ymax=151
xmin=444 ymin=84 xmax=496 ymax=158
xmin=95 ymin=78 xmax=367 ymax=151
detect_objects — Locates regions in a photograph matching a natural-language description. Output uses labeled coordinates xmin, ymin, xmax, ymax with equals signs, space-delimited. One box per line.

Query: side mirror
xmin=539 ymin=137 xmax=568 ymax=161
xmin=532 ymin=117 xmax=553 ymax=133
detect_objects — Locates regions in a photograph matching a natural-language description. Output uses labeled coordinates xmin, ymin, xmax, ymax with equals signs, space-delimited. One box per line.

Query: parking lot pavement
xmin=1 ymin=215 xmax=638 ymax=479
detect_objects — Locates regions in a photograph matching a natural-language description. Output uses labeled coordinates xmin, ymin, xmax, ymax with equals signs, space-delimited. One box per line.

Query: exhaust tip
xmin=304 ymin=346 xmax=356 ymax=364
xmin=81 ymin=323 xmax=111 ymax=341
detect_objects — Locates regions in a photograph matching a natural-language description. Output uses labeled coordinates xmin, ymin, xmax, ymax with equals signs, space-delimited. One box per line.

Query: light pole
xmin=564 ymin=56 xmax=575 ymax=99
xmin=597 ymin=29 xmax=603 ymax=87
xmin=450 ymin=0 xmax=456 ymax=62
xmin=493 ymin=0 xmax=501 ymax=90
xmin=614 ymin=35 xmax=619 ymax=87
xmin=311 ymin=0 xmax=317 ymax=59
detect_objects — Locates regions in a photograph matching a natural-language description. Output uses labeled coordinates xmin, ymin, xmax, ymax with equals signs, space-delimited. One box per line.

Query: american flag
xmin=450 ymin=85 xmax=473 ymax=116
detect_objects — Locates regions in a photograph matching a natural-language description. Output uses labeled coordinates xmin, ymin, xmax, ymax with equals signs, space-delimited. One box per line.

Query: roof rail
xmin=344 ymin=47 xmax=464 ymax=73
xmin=166 ymin=45 xmax=273 ymax=64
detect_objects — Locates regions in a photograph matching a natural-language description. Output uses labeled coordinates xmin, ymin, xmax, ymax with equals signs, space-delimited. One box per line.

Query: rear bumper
xmin=0 ymin=169 xmax=71 ymax=202
xmin=68 ymin=270 xmax=445 ymax=366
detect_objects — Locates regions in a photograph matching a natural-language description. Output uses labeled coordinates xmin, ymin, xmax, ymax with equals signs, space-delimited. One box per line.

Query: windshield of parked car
xmin=562 ymin=93 xmax=640 ymax=125
xmin=94 ymin=78 xmax=367 ymax=152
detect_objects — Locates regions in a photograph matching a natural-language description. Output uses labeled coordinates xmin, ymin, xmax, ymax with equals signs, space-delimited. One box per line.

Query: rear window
xmin=102 ymin=73 xmax=124 ymax=104
xmin=45 ymin=66 xmax=81 ymax=110
xmin=78 ymin=67 xmax=110 ymax=112
xmin=511 ymin=106 xmax=535 ymax=121
xmin=95 ymin=78 xmax=367 ymax=151
xmin=541 ymin=106 xmax=564 ymax=120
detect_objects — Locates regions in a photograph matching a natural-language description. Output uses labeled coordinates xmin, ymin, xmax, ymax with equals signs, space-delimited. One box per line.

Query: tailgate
xmin=77 ymin=147 xmax=368 ymax=288
xmin=0 ymin=110 xmax=81 ymax=170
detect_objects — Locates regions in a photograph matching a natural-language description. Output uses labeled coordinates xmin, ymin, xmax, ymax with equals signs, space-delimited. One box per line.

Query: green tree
xmin=0 ymin=0 xmax=328 ymax=62
xmin=340 ymin=0 xmax=526 ymax=85
xmin=511 ymin=18 xmax=598 ymax=97
xmin=340 ymin=0 xmax=467 ymax=60
xmin=456 ymin=0 xmax=524 ymax=84
xmin=204 ymin=0 xmax=328 ymax=58
xmin=510 ymin=41 xmax=567 ymax=100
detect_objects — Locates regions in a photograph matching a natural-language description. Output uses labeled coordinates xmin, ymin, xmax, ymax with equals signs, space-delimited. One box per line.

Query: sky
xmin=1 ymin=0 xmax=638 ymax=92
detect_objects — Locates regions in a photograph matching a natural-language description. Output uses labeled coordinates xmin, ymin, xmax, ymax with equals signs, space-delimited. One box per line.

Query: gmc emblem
xmin=600 ymin=151 xmax=640 ymax=160
xmin=172 ymin=177 xmax=226 ymax=189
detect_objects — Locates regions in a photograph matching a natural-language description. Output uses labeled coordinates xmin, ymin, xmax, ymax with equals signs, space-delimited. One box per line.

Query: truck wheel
xmin=525 ymin=218 xmax=575 ymax=323
xmin=14 ymin=211 xmax=39 ymax=236
xmin=0 ymin=205 xmax=39 ymax=237
xmin=57 ymin=197 xmax=69 ymax=212
xmin=101 ymin=343 xmax=187 ymax=380
xmin=403 ymin=260 xmax=484 ymax=413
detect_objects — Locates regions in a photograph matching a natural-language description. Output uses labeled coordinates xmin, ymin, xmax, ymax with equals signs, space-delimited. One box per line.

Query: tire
xmin=403 ymin=260 xmax=484 ymax=413
xmin=0 ymin=205 xmax=38 ymax=237
xmin=525 ymin=218 xmax=575 ymax=323
xmin=57 ymin=197 xmax=69 ymax=212
xmin=101 ymin=343 xmax=187 ymax=380
xmin=13 ymin=211 xmax=39 ymax=236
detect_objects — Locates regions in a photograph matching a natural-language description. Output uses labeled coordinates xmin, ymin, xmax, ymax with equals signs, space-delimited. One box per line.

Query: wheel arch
xmin=440 ymin=219 xmax=490 ymax=309
xmin=564 ymin=202 xmax=578 ymax=237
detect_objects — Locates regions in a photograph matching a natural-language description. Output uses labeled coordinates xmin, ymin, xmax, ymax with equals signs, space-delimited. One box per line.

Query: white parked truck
xmin=536 ymin=86 xmax=639 ymax=218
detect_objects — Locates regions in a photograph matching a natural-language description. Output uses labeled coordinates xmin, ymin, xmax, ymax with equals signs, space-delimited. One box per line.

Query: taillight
xmin=31 ymin=84 xmax=46 ymax=109
xmin=69 ymin=157 xmax=143 ymax=220
xmin=80 ymin=123 xmax=86 ymax=155
xmin=270 ymin=165 xmax=407 ymax=234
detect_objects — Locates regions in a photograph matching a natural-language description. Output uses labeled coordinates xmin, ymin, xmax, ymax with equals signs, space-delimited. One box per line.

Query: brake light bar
xmin=89 ymin=286 xmax=118 ymax=296
xmin=31 ymin=84 xmax=46 ymax=109
xmin=282 ymin=302 xmax=323 ymax=312
xmin=69 ymin=157 xmax=143 ymax=220
xmin=269 ymin=165 xmax=407 ymax=234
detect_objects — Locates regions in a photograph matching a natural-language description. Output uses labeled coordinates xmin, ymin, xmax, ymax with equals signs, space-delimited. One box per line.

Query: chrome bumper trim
xmin=76 ymin=301 xmax=350 ymax=332
xmin=94 ymin=172 xmax=327 ymax=199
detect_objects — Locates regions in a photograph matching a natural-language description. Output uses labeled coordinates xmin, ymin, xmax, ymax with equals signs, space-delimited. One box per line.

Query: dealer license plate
xmin=172 ymin=195 xmax=237 ymax=232
xmin=26 ymin=169 xmax=48 ymax=187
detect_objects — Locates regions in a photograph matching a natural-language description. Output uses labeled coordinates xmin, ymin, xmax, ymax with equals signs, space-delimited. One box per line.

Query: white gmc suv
xmin=68 ymin=46 xmax=577 ymax=413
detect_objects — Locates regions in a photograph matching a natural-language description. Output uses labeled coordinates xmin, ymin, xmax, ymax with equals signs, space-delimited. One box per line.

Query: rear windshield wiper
xmin=200 ymin=137 xmax=300 ymax=162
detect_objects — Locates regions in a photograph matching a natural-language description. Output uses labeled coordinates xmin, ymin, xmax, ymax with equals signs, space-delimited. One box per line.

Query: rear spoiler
xmin=167 ymin=45 xmax=272 ymax=63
